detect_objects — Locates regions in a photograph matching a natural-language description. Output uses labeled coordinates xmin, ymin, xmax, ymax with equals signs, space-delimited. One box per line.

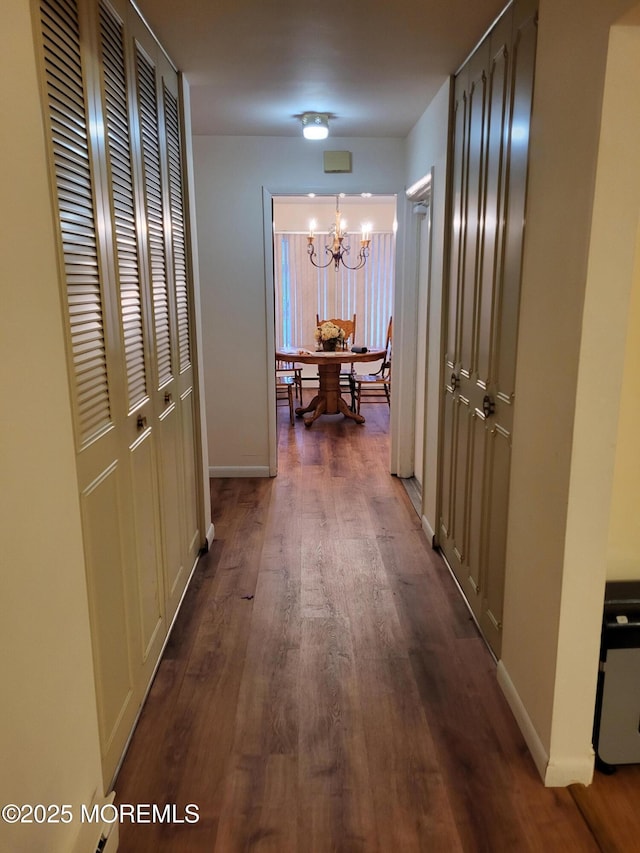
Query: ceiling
xmin=134 ymin=0 xmax=507 ymax=138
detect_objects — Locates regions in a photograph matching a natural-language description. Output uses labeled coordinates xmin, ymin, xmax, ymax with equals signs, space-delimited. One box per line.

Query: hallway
xmin=115 ymin=404 xmax=636 ymax=851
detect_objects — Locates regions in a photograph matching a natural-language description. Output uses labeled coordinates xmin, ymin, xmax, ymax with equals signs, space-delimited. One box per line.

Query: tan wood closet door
xmin=439 ymin=0 xmax=537 ymax=657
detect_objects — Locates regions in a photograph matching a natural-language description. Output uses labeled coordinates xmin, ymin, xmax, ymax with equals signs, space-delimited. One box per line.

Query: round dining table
xmin=276 ymin=345 xmax=386 ymax=427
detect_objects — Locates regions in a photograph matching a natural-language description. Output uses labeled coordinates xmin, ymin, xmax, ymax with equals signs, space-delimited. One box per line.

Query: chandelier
xmin=307 ymin=196 xmax=371 ymax=271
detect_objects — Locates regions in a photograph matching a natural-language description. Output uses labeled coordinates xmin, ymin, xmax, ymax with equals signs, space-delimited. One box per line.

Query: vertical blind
xmin=274 ymin=232 xmax=395 ymax=349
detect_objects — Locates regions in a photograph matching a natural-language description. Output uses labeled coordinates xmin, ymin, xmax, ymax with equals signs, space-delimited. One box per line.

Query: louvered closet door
xmin=128 ymin=12 xmax=200 ymax=622
xmin=38 ymin=0 xmax=202 ymax=788
xmin=39 ymin=0 xmax=146 ymax=786
xmin=96 ymin=0 xmax=166 ymax=672
xmin=439 ymin=0 xmax=537 ymax=657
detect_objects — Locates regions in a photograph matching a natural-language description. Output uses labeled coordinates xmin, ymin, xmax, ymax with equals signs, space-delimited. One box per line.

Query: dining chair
xmin=275 ymin=361 xmax=296 ymax=426
xmin=276 ymin=357 xmax=302 ymax=403
xmin=315 ymin=313 xmax=357 ymax=409
xmin=354 ymin=316 xmax=392 ymax=414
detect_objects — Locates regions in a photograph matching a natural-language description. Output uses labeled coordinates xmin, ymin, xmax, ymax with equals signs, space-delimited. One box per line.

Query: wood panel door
xmin=37 ymin=0 xmax=202 ymax=786
xmin=439 ymin=0 xmax=537 ymax=657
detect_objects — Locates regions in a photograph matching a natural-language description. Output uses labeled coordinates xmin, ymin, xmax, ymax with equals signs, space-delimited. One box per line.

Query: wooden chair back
xmin=315 ymin=314 xmax=356 ymax=347
xmin=382 ymin=316 xmax=392 ymax=373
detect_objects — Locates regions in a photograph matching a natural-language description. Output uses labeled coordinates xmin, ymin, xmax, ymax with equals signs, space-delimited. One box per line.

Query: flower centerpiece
xmin=314 ymin=321 xmax=345 ymax=351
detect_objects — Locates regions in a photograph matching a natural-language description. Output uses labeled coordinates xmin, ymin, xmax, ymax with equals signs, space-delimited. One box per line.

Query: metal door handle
xmin=164 ymin=392 xmax=173 ymax=405
xmin=483 ymin=395 xmax=496 ymax=418
xmin=136 ymin=414 xmax=148 ymax=431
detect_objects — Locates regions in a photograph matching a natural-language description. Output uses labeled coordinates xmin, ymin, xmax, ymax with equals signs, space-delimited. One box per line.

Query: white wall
xmin=602 ymin=10 xmax=640 ymax=582
xmin=607 ymin=216 xmax=640 ymax=579
xmin=0 ymin=2 xmax=106 ymax=851
xmin=192 ymin=135 xmax=405 ymax=475
xmin=499 ymin=0 xmax=640 ymax=786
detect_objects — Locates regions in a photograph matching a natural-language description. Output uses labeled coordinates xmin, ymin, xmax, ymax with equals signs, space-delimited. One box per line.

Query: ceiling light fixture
xmin=307 ymin=195 xmax=371 ymax=271
xmin=301 ymin=113 xmax=329 ymax=140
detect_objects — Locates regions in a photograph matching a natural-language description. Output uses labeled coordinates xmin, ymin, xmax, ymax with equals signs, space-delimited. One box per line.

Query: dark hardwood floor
xmin=115 ymin=399 xmax=640 ymax=851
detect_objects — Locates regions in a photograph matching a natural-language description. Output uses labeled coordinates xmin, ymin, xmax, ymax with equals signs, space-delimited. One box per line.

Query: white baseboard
xmin=543 ymin=754 xmax=595 ymax=788
xmin=209 ymin=465 xmax=271 ymax=478
xmin=71 ymin=792 xmax=118 ymax=853
xmin=497 ymin=660 xmax=549 ymax=782
xmin=102 ymin=822 xmax=119 ymax=853
xmin=421 ymin=514 xmax=436 ymax=546
xmin=496 ymin=660 xmax=594 ymax=787
xmin=205 ymin=522 xmax=215 ymax=550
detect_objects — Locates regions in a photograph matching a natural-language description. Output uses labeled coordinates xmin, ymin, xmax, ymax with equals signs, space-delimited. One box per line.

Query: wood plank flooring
xmin=115 ymin=402 xmax=640 ymax=852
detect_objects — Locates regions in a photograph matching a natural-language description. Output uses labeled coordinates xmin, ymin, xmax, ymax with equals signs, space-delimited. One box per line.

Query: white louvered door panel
xmin=41 ymin=0 xmax=111 ymax=446
xmin=38 ymin=0 xmax=140 ymax=788
xmin=97 ymin=0 xmax=166 ymax=680
xmin=132 ymin=32 xmax=185 ymax=621
xmin=164 ymin=84 xmax=191 ymax=374
xmin=135 ymin=43 xmax=173 ymax=389
xmin=129 ymin=15 xmax=200 ymax=622
xmin=162 ymin=76 xmax=201 ymax=590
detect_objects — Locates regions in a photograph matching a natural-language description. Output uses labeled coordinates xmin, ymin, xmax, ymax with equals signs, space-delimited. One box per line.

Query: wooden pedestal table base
xmin=275 ymin=346 xmax=386 ymax=428
xmin=296 ymin=363 xmax=364 ymax=427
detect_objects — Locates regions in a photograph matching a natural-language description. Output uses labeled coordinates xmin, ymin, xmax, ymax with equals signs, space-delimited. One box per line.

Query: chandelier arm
xmin=337 ymin=257 xmax=366 ymax=271
xmin=337 ymin=248 xmax=369 ymax=271
xmin=307 ymin=243 xmax=334 ymax=269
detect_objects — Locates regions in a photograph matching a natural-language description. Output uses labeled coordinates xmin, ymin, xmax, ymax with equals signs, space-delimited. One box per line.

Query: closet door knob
xmin=482 ymin=395 xmax=496 ymax=418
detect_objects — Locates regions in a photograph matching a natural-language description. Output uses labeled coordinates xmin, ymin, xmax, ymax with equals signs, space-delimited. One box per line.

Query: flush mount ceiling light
xmin=301 ymin=113 xmax=329 ymax=140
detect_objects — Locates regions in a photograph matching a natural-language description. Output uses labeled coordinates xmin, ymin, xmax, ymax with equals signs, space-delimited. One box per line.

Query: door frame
xmin=262 ymin=186 xmax=402 ymax=474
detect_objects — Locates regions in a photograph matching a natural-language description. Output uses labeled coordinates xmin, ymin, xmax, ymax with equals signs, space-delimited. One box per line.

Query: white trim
xmin=390 ymin=194 xmax=418 ymax=477
xmin=454 ymin=0 xmax=514 ymax=75
xmin=209 ymin=465 xmax=272 ymax=478
xmin=265 ymin=184 xmax=403 ymax=478
xmin=421 ymin=513 xmax=436 ymax=546
xmin=262 ymin=188 xmax=278 ymax=477
xmin=205 ymin=522 xmax=215 ymax=550
xmin=543 ymin=754 xmax=595 ymax=788
xmin=406 ymin=172 xmax=432 ymax=203
xmin=495 ymin=659 xmax=593 ymax=787
xmin=179 ymin=75 xmax=213 ymax=548
xmin=71 ymin=792 xmax=118 ymax=853
xmin=101 ymin=823 xmax=119 ymax=853
xmin=497 ymin=660 xmax=550 ymax=782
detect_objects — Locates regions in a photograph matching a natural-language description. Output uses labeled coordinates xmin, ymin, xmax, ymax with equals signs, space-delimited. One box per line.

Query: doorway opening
xmin=269 ymin=193 xmax=397 ymax=470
